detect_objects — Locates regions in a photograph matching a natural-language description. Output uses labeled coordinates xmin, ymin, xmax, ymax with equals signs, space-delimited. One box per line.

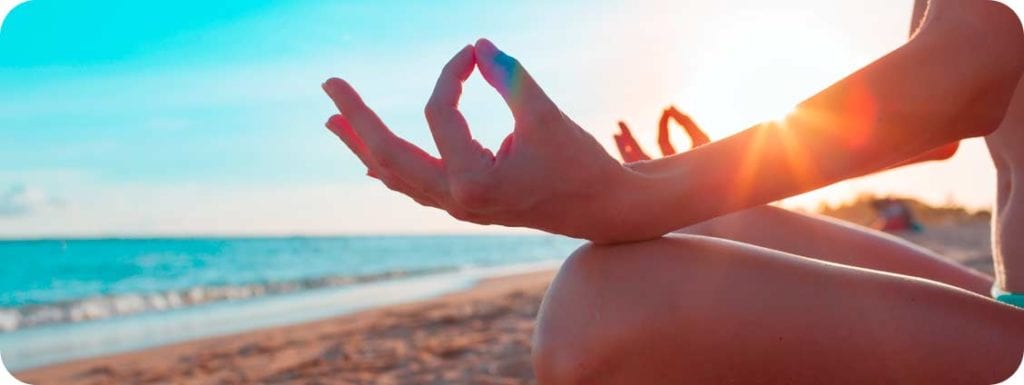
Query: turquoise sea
xmin=0 ymin=235 xmax=581 ymax=370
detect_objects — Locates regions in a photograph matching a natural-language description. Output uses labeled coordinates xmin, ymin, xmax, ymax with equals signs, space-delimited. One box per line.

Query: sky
xmin=0 ymin=0 xmax=1016 ymax=238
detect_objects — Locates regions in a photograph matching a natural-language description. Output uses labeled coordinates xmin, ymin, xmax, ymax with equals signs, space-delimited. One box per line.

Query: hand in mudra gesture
xmin=614 ymin=106 xmax=711 ymax=163
xmin=323 ymin=39 xmax=648 ymax=243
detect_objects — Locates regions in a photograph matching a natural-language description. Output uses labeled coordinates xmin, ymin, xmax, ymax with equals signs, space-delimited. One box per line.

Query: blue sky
xmin=0 ymin=0 xmax=1008 ymax=238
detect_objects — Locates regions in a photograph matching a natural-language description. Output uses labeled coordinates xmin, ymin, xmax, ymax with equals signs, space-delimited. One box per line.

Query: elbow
xmin=930 ymin=141 xmax=960 ymax=161
xmin=917 ymin=0 xmax=1024 ymax=138
xmin=975 ymin=1 xmax=1024 ymax=136
xmin=963 ymin=1 xmax=1024 ymax=137
xmin=982 ymin=1 xmax=1024 ymax=59
xmin=922 ymin=0 xmax=1024 ymax=63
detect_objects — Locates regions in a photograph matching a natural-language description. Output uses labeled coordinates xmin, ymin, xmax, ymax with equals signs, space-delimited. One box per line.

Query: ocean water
xmin=0 ymin=235 xmax=582 ymax=370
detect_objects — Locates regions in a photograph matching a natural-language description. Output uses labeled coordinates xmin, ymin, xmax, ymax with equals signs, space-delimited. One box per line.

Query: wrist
xmin=584 ymin=166 xmax=678 ymax=245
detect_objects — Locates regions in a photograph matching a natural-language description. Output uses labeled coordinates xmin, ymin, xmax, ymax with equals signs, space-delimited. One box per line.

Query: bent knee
xmin=532 ymin=235 xmax=732 ymax=384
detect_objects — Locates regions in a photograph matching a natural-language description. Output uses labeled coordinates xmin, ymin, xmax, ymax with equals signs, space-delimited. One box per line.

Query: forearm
xmin=620 ymin=0 xmax=1024 ymax=239
xmin=889 ymin=141 xmax=959 ymax=168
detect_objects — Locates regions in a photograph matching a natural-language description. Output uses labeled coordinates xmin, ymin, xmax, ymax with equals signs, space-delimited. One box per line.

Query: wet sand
xmin=17 ymin=271 xmax=556 ymax=385
xmin=16 ymin=221 xmax=994 ymax=385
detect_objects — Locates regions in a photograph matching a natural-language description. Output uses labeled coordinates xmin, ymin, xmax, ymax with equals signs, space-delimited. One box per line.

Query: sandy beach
xmin=16 ymin=270 xmax=557 ymax=385
xmin=15 ymin=220 xmax=995 ymax=385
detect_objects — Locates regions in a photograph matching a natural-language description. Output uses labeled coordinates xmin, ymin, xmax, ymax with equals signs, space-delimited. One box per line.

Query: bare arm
xmin=893 ymin=0 xmax=961 ymax=168
xmin=616 ymin=94 xmax=982 ymax=293
xmin=622 ymin=0 xmax=1024 ymax=241
xmin=323 ymin=0 xmax=1023 ymax=244
xmin=615 ymin=112 xmax=982 ymax=293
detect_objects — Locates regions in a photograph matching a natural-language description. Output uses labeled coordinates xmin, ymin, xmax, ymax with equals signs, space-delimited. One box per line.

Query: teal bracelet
xmin=992 ymin=285 xmax=1024 ymax=308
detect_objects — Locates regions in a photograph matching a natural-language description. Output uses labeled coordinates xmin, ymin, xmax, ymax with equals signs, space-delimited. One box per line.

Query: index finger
xmin=322 ymin=79 xmax=449 ymax=199
xmin=617 ymin=121 xmax=651 ymax=162
xmin=323 ymin=78 xmax=396 ymax=150
xmin=425 ymin=45 xmax=493 ymax=174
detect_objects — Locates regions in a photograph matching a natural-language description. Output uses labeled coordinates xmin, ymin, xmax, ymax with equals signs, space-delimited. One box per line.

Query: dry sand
xmin=15 ymin=221 xmax=995 ymax=385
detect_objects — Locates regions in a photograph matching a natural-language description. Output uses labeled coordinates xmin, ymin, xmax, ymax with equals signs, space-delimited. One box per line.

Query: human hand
xmin=660 ymin=106 xmax=710 ymax=151
xmin=613 ymin=122 xmax=652 ymax=163
xmin=322 ymin=39 xmax=649 ymax=243
xmin=614 ymin=106 xmax=711 ymax=163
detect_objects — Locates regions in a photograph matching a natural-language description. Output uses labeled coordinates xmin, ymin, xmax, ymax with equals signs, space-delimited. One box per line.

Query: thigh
xmin=534 ymin=234 xmax=1024 ymax=385
xmin=678 ymin=205 xmax=992 ymax=294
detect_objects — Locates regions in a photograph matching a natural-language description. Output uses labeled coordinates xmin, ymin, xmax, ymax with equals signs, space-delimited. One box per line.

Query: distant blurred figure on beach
xmin=871 ymin=198 xmax=923 ymax=233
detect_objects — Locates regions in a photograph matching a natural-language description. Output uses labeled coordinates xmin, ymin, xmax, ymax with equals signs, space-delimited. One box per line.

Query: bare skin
xmin=616 ymin=106 xmax=959 ymax=169
xmin=322 ymin=0 xmax=1024 ymax=382
xmin=987 ymin=75 xmax=1024 ymax=294
xmin=534 ymin=235 xmax=1024 ymax=385
xmin=531 ymin=2 xmax=1024 ymax=383
xmin=611 ymin=110 xmax=989 ymax=294
xmin=324 ymin=0 xmax=1023 ymax=244
xmin=615 ymin=106 xmax=710 ymax=163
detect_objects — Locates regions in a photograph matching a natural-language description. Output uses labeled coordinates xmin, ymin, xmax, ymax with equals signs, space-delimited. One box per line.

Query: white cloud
xmin=0 ymin=180 xmax=533 ymax=238
xmin=0 ymin=184 xmax=60 ymax=217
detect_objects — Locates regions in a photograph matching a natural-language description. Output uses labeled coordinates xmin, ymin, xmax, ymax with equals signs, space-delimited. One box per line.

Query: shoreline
xmin=15 ymin=269 xmax=558 ymax=384
xmin=2 ymin=260 xmax=564 ymax=372
xmin=0 ymin=266 xmax=463 ymax=333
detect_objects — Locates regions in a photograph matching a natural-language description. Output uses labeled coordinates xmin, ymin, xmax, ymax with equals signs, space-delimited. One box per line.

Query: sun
xmin=667 ymin=8 xmax=861 ymax=144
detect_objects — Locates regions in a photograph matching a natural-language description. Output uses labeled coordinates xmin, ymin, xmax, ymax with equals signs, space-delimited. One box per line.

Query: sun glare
xmin=669 ymin=9 xmax=859 ymax=145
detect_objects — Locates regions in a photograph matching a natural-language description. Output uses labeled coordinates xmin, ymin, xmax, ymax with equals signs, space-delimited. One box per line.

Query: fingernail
xmin=323 ymin=78 xmax=344 ymax=94
xmin=494 ymin=49 xmax=515 ymax=67
xmin=325 ymin=122 xmax=340 ymax=137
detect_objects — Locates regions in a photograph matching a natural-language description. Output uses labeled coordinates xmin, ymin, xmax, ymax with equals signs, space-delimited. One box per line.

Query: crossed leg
xmin=533 ymin=234 xmax=1024 ymax=385
xmin=676 ymin=205 xmax=993 ymax=295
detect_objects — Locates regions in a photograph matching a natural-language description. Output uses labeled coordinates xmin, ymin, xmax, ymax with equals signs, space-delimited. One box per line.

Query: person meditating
xmin=320 ymin=0 xmax=1024 ymax=382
